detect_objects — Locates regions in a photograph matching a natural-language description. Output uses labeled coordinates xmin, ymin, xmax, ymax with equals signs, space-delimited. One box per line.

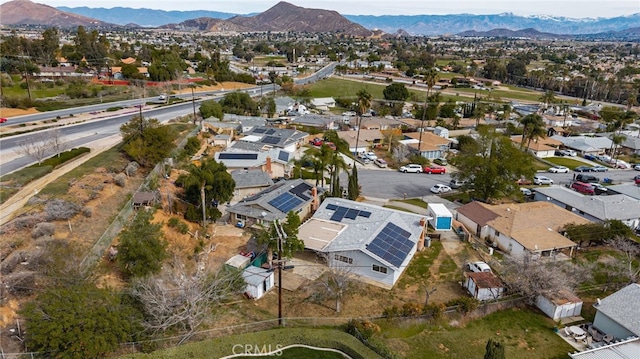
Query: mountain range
xmin=1 ymin=0 xmax=639 ymax=38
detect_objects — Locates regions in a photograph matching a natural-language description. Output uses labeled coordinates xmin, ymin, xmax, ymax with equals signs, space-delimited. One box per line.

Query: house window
xmin=334 ymin=254 xmax=353 ymax=264
xmin=495 ymin=231 xmax=501 ymax=237
xmin=372 ymin=264 xmax=388 ymax=274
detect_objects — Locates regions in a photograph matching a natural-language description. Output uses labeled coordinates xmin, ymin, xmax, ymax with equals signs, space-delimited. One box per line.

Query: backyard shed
xmin=536 ymin=290 xmax=583 ymax=321
xmin=465 ymin=272 xmax=504 ymax=301
xmin=242 ymin=265 xmax=274 ymax=300
xmin=427 ymin=203 xmax=452 ymax=231
xmin=225 ymin=254 xmax=252 ymax=270
xmin=132 ymin=191 xmax=156 ymax=209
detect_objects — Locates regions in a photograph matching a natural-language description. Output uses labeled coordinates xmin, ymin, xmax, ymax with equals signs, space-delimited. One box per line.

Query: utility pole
xmin=191 ymin=85 xmax=197 ymax=125
xmin=274 ymin=220 xmax=286 ymax=326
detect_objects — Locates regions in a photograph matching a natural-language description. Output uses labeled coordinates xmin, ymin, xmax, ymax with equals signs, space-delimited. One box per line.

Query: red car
xmin=309 ymin=137 xmax=323 ymax=146
xmin=324 ymin=142 xmax=337 ymax=150
xmin=0 ymin=118 xmax=7 ymax=123
xmin=635 ymin=175 xmax=640 ymax=185
xmin=424 ymin=165 xmax=446 ymax=174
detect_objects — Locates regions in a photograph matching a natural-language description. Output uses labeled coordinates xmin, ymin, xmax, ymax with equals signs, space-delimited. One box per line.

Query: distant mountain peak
xmin=0 ymin=0 xmax=111 ymax=26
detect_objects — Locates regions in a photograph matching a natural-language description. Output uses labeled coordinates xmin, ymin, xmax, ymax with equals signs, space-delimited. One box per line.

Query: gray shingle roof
xmin=231 ymin=169 xmax=274 ymax=189
xmin=550 ymin=135 xmax=613 ymax=152
xmin=215 ymin=148 xmax=292 ymax=168
xmin=242 ymin=265 xmax=272 ymax=286
xmin=595 ymin=283 xmax=640 ymax=336
xmin=241 ymin=126 xmax=308 ymax=148
xmin=534 ymin=186 xmax=640 ymax=221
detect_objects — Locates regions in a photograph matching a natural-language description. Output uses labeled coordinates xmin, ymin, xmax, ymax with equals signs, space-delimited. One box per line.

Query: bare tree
xmin=129 ymin=252 xmax=244 ymax=335
xmin=605 ymin=236 xmax=640 ymax=283
xmin=48 ymin=129 xmax=68 ymax=158
xmin=15 ymin=132 xmax=52 ymax=165
xmin=392 ymin=144 xmax=409 ymax=163
xmin=501 ymin=253 xmax=591 ymax=303
xmin=309 ymin=261 xmax=359 ymax=313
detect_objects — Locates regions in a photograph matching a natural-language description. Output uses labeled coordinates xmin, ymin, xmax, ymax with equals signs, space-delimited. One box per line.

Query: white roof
xmin=569 ymin=337 xmax=640 ymax=359
xmin=428 ymin=203 xmax=453 ymax=217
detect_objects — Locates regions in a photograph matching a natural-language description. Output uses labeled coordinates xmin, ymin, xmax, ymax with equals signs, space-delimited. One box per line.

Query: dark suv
xmin=576 ymin=174 xmax=599 ymax=183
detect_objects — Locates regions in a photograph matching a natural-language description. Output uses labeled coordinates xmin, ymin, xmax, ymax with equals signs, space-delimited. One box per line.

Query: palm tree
xmin=539 ymin=90 xmax=557 ymax=110
xmin=520 ymin=114 xmax=546 ymax=150
xmin=610 ymin=133 xmax=627 ymax=162
xmin=424 ymin=68 xmax=439 ymax=99
xmin=183 ymin=160 xmax=215 ymax=226
xmin=355 ymin=89 xmax=372 ymax=162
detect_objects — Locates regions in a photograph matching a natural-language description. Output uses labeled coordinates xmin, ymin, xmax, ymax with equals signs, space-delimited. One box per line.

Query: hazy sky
xmin=4 ymin=0 xmax=639 ymax=18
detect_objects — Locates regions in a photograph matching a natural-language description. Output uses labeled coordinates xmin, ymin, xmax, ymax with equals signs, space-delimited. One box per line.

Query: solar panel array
xmin=262 ymin=136 xmax=280 ymax=145
xmin=367 ymin=223 xmax=414 ymax=268
xmin=253 ymin=128 xmax=267 ymax=134
xmin=265 ymin=129 xmax=276 ymax=135
xmin=268 ymin=192 xmax=303 ymax=213
xmin=325 ymin=204 xmax=371 ymax=222
xmin=278 ymin=150 xmax=290 ymax=162
xmin=219 ymin=153 xmax=258 ymax=160
xmin=290 ymin=182 xmax=312 ymax=201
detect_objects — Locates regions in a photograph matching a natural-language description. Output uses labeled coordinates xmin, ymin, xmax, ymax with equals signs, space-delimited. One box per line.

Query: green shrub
xmin=401 ymin=302 xmax=423 ymax=317
xmin=382 ymin=305 xmax=401 ymax=319
xmin=40 ymin=147 xmax=90 ymax=168
xmin=446 ymin=297 xmax=480 ymax=314
xmin=106 ymin=106 xmax=123 ymax=112
xmin=422 ymin=303 xmax=445 ymax=319
xmin=167 ymin=217 xmax=189 ymax=234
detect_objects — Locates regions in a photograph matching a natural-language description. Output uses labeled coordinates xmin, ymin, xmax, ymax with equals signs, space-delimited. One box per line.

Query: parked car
xmin=554 ymin=150 xmax=565 ymax=156
xmin=516 ymin=177 xmax=532 ymax=185
xmin=635 ymin=175 xmax=640 ymax=185
xmin=424 ymin=165 xmax=446 ymax=174
xmin=590 ymin=183 xmax=608 ymax=195
xmin=533 ymin=175 xmax=554 ymax=185
xmin=374 ymin=159 xmax=387 ymax=168
xmin=430 ymin=183 xmax=452 ymax=194
xmin=324 ymin=142 xmax=337 ymax=150
xmin=591 ymin=165 xmax=608 ymax=172
xmin=574 ymin=165 xmax=593 ymax=172
xmin=548 ymin=165 xmax=569 ymax=173
xmin=309 ymin=137 xmax=323 ymax=146
xmin=0 ymin=117 xmax=7 ymax=123
xmin=560 ymin=149 xmax=577 ymax=157
xmin=576 ymin=174 xmax=599 ymax=183
xmin=364 ymin=152 xmax=378 ymax=161
xmin=614 ymin=160 xmax=631 ymax=169
xmin=634 ymin=164 xmax=640 ymax=171
xmin=433 ymin=157 xmax=448 ymax=166
xmin=399 ymin=164 xmax=423 ymax=173
xmin=450 ymin=179 xmax=465 ymax=189
xmin=584 ymin=153 xmax=597 ymax=160
xmin=520 ymin=187 xmax=533 ymax=197
xmin=467 ymin=261 xmax=492 ymax=273
xmin=571 ymin=181 xmax=595 ymax=195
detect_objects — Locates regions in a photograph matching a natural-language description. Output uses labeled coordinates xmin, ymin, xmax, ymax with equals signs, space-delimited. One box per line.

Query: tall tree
xmin=347 ymin=165 xmax=359 ymax=200
xmin=354 ymin=89 xmax=372 ymax=161
xmin=452 ymin=127 xmax=536 ymax=202
xmin=520 ymin=113 xmax=546 ymax=150
xmin=120 ymin=115 xmax=175 ymax=167
xmin=117 ymin=209 xmax=168 ymax=279
xmin=178 ymin=159 xmax=235 ymax=226
xmin=255 ymin=211 xmax=304 ymax=266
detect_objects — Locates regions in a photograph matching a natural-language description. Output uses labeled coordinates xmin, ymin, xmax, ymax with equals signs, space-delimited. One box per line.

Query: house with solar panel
xmin=214 ymin=148 xmax=295 ymax=179
xmin=298 ymin=198 xmax=429 ymax=289
xmin=238 ymin=126 xmax=308 ymax=153
xmin=225 ymin=179 xmax=320 ymax=228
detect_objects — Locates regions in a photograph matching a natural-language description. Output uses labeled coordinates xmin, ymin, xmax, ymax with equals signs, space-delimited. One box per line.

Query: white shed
xmin=242 ymin=266 xmax=274 ymax=300
xmin=465 ymin=272 xmax=504 ymax=301
xmin=427 ymin=203 xmax=452 ymax=231
xmin=434 ymin=126 xmax=449 ymax=139
xmin=225 ymin=254 xmax=251 ymax=270
xmin=536 ymin=290 xmax=583 ymax=321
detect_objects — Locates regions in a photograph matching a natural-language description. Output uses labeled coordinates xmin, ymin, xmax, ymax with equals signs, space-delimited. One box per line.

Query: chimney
xmin=311 ymin=187 xmax=319 ymax=211
xmin=265 ymin=156 xmax=272 ymax=176
xmin=417 ymin=217 xmax=427 ymax=251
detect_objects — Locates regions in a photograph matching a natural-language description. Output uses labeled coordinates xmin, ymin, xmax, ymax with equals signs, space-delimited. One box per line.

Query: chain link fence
xmin=80 ymin=124 xmax=201 ymax=268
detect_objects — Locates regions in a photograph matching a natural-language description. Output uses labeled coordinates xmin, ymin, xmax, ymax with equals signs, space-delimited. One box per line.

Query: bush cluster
xmin=382 ymin=302 xmax=445 ymax=319
xmin=445 ymin=297 xmax=480 ymax=314
xmin=38 ymin=147 xmax=90 ymax=168
xmin=167 ymin=217 xmax=189 ymax=234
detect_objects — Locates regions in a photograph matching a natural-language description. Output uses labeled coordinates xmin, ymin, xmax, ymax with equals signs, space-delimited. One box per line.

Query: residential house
xmin=465 ymin=272 xmax=505 ymax=301
xmin=510 ymin=135 xmax=562 ymax=158
xmin=456 ymin=201 xmax=589 ymax=258
xmin=569 ymin=337 xmax=640 ymax=359
xmin=222 ymin=115 xmax=267 ymax=133
xmin=336 ymin=129 xmax=384 ymax=154
xmin=401 ymin=131 xmax=452 ymax=160
xmin=132 ymin=191 xmax=157 ymax=209
xmin=237 ymin=126 xmax=308 ymax=153
xmin=595 ymin=131 xmax=640 ymax=156
xmin=226 ymin=179 xmax=320 ymax=228
xmin=214 ymin=148 xmax=294 ymax=179
xmin=606 ymin=183 xmax=640 ymax=201
xmin=533 ymin=186 xmax=640 ymax=230
xmin=433 ymin=126 xmax=449 ymax=139
xmin=550 ymin=135 xmax=613 ymax=156
xmin=230 ymin=169 xmax=275 ymax=203
xmin=358 ymin=116 xmax=404 ymax=131
xmin=310 ymin=97 xmax=336 ymax=111
xmin=210 ymin=134 xmax=231 ymax=148
xmin=535 ymin=290 xmax=583 ymax=321
xmin=298 ymin=198 xmax=429 ymax=289
xmin=290 ymin=114 xmax=340 ymax=130
xmin=593 ymin=283 xmax=640 ymax=340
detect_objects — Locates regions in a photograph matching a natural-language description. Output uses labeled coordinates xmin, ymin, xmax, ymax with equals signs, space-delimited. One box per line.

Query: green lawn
xmin=545 ymin=157 xmax=589 ymax=169
xmin=119 ymin=328 xmax=382 ymax=359
xmin=377 ymin=308 xmax=574 ymax=359
xmin=397 ymin=241 xmax=443 ymax=288
xmin=393 ymin=198 xmax=428 ymax=209
xmin=452 ymin=87 xmax=543 ymax=102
